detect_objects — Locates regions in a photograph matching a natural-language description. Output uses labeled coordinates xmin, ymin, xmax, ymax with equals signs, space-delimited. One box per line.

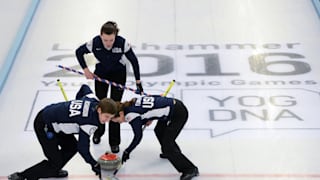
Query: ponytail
xmin=115 ymin=98 xmax=136 ymax=117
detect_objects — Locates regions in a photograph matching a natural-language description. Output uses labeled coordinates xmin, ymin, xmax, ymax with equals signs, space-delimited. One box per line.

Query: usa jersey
xmin=124 ymin=95 xmax=175 ymax=153
xmin=76 ymin=35 xmax=141 ymax=80
xmin=41 ymin=84 xmax=99 ymax=165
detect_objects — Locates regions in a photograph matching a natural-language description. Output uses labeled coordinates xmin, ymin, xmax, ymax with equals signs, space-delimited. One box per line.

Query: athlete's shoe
xmin=180 ymin=167 xmax=199 ymax=180
xmin=53 ymin=170 xmax=68 ymax=178
xmin=159 ymin=153 xmax=168 ymax=159
xmin=111 ymin=145 xmax=120 ymax=153
xmin=8 ymin=172 xmax=24 ymax=180
xmin=92 ymin=135 xmax=101 ymax=144
xmin=8 ymin=170 xmax=67 ymax=180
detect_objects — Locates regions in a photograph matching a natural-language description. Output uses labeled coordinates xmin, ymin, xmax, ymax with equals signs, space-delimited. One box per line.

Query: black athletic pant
xmin=154 ymin=99 xmax=197 ymax=174
xmin=21 ymin=110 xmax=77 ymax=180
xmin=93 ymin=72 xmax=126 ymax=146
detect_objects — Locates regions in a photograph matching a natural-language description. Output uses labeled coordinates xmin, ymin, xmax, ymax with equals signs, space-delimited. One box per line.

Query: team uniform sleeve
xmin=75 ymin=40 xmax=93 ymax=69
xmin=75 ymin=84 xmax=96 ymax=100
xmin=125 ymin=118 xmax=144 ymax=153
xmin=77 ymin=128 xmax=97 ymax=166
xmin=123 ymin=40 xmax=141 ymax=81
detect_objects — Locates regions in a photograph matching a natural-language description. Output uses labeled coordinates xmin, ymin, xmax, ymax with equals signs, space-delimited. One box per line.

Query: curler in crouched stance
xmin=112 ymin=95 xmax=199 ymax=180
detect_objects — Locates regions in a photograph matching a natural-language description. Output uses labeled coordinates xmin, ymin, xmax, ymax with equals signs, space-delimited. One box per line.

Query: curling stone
xmin=98 ymin=152 xmax=121 ymax=170
xmin=98 ymin=152 xmax=121 ymax=180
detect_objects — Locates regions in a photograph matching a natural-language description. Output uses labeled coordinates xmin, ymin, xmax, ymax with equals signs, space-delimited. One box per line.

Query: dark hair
xmin=114 ymin=98 xmax=137 ymax=117
xmin=98 ymin=98 xmax=117 ymax=114
xmin=100 ymin=21 xmax=119 ymax=36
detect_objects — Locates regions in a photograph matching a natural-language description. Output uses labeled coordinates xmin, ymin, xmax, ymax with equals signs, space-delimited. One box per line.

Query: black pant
xmin=154 ymin=99 xmax=197 ymax=174
xmin=21 ymin=111 xmax=77 ymax=180
xmin=93 ymin=72 xmax=126 ymax=146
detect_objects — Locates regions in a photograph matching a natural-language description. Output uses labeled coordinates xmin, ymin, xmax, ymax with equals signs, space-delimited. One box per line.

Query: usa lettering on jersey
xmin=69 ymin=100 xmax=91 ymax=117
xmin=112 ymin=47 xmax=122 ymax=53
xmin=142 ymin=97 xmax=154 ymax=108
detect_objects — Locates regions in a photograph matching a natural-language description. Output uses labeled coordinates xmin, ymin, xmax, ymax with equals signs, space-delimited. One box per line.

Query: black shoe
xmin=8 ymin=172 xmax=24 ymax=180
xmin=180 ymin=167 xmax=199 ymax=180
xmin=53 ymin=170 xmax=68 ymax=178
xmin=159 ymin=153 xmax=168 ymax=159
xmin=111 ymin=145 xmax=119 ymax=153
xmin=92 ymin=136 xmax=101 ymax=144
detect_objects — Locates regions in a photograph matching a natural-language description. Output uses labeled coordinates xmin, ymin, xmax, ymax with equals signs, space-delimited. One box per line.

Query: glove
xmin=91 ymin=163 xmax=101 ymax=176
xmin=136 ymin=82 xmax=144 ymax=94
xmin=121 ymin=150 xmax=130 ymax=164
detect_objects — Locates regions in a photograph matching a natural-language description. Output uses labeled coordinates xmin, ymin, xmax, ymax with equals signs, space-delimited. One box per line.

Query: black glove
xmin=136 ymin=82 xmax=144 ymax=94
xmin=91 ymin=163 xmax=101 ymax=176
xmin=121 ymin=150 xmax=130 ymax=164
